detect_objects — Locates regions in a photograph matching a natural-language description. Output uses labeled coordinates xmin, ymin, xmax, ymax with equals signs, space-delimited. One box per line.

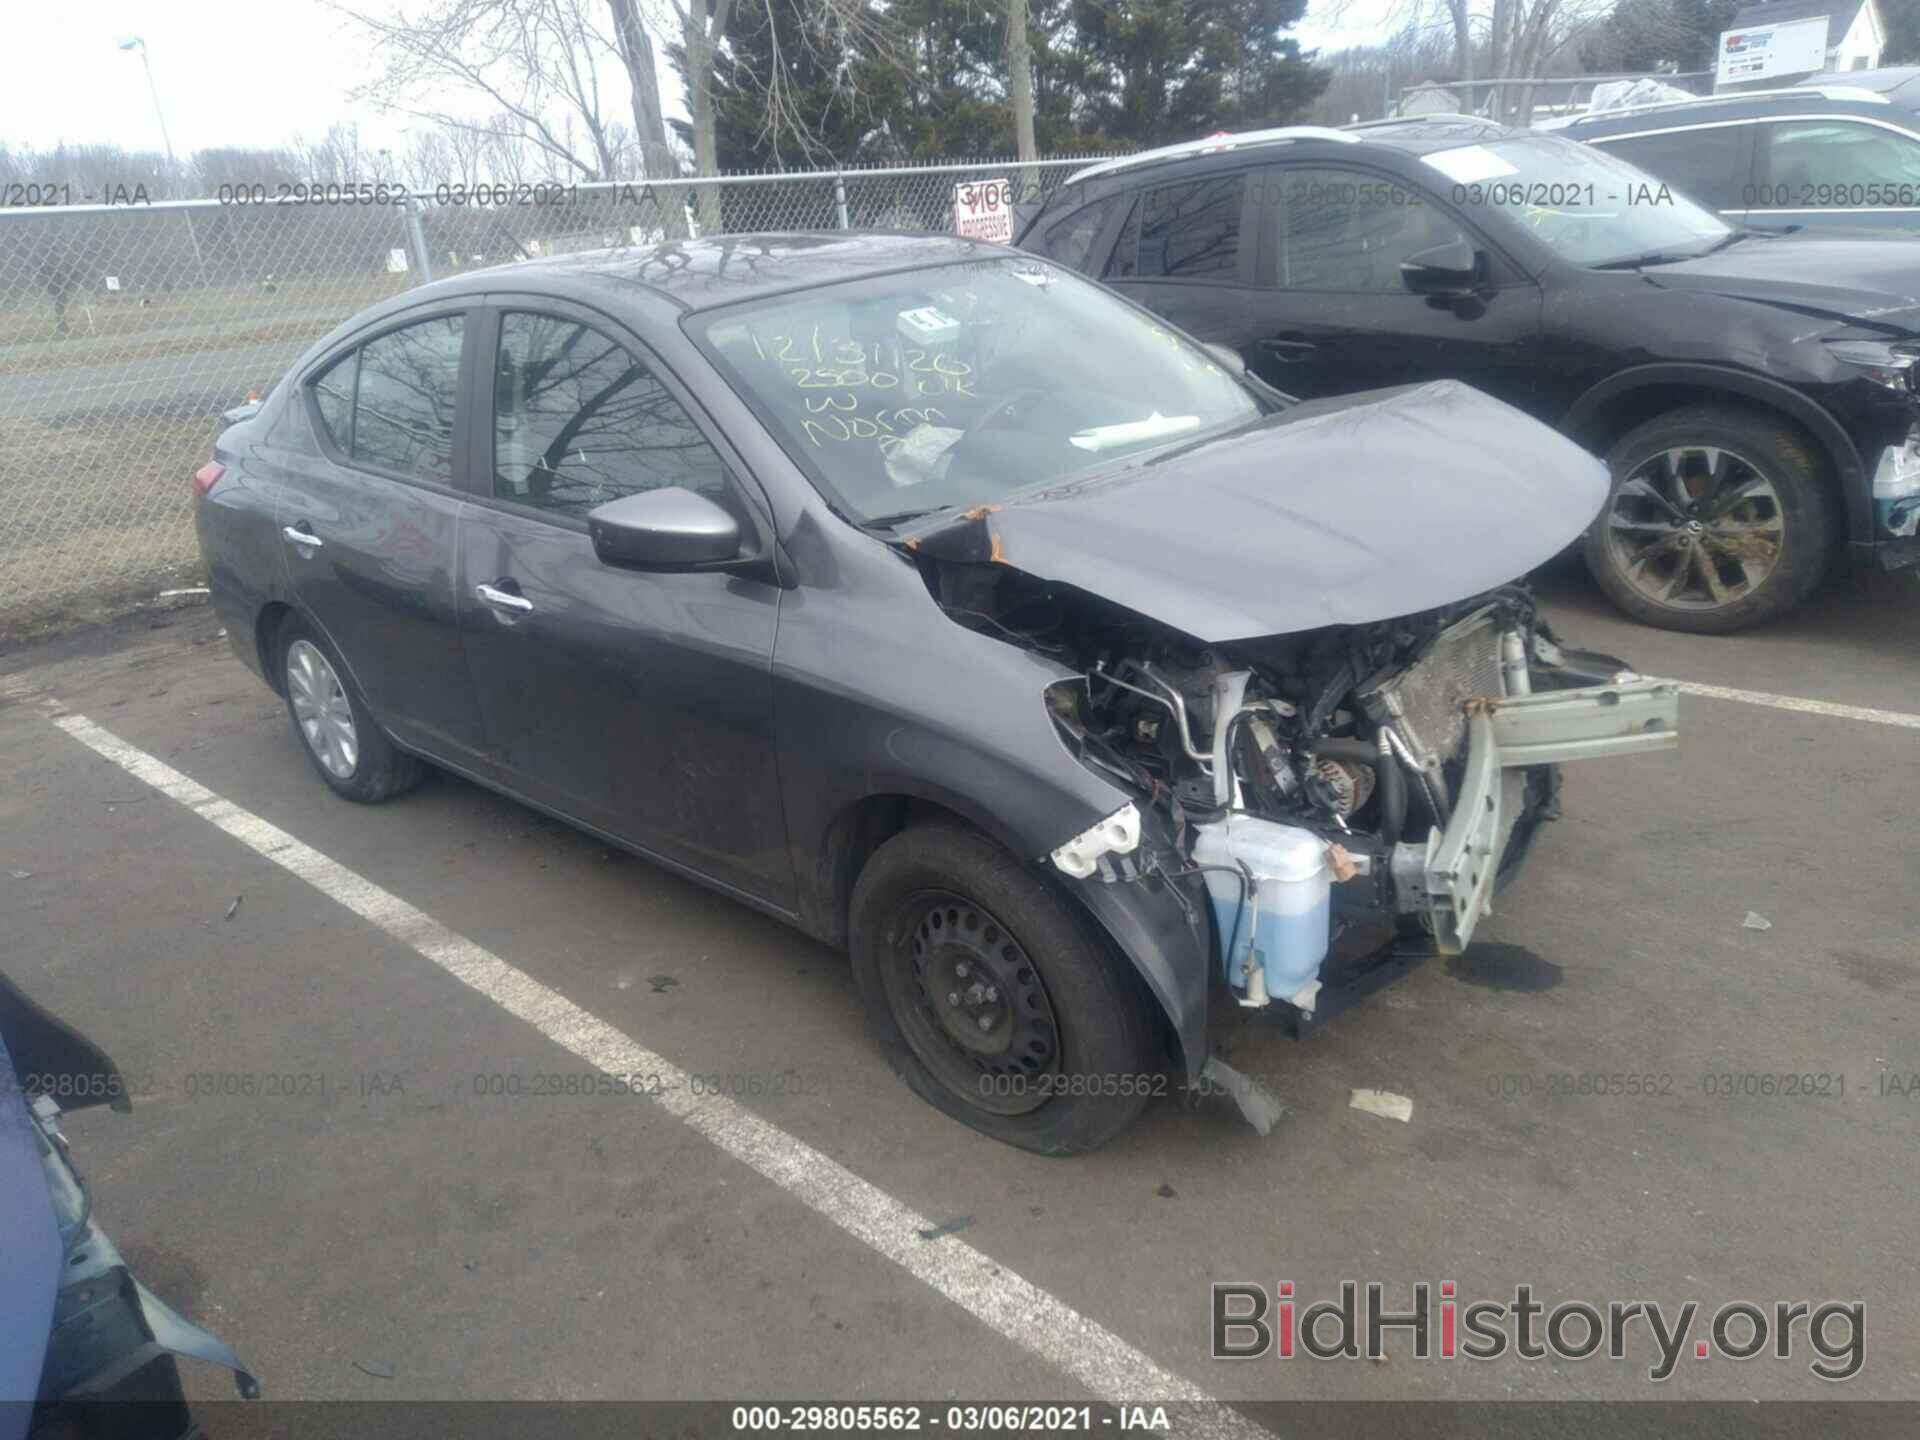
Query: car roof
xmin=431 ymin=231 xmax=1005 ymax=314
xmin=1562 ymin=84 xmax=1904 ymax=136
xmin=1063 ymin=126 xmax=1361 ymax=187
xmin=1804 ymin=65 xmax=1920 ymax=105
xmin=1050 ymin=116 xmax=1529 ymax=198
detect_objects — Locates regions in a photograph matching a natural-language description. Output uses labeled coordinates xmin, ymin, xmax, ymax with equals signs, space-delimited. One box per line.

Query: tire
xmin=849 ymin=823 xmax=1158 ymax=1155
xmin=1582 ymin=403 xmax=1835 ymax=634
xmin=274 ymin=614 xmax=426 ymax=804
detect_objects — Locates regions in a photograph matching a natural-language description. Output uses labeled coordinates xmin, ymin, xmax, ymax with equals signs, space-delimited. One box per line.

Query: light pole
xmin=117 ymin=37 xmax=177 ymax=170
xmin=118 ymin=36 xmax=207 ymax=287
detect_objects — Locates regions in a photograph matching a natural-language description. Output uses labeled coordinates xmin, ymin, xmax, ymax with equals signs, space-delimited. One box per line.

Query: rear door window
xmin=311 ymin=353 xmax=356 ymax=452
xmin=309 ymin=314 xmax=466 ymax=483
xmin=1594 ymin=124 xmax=1754 ymax=211
xmin=1105 ymin=174 xmax=1246 ymax=279
xmin=351 ymin=317 xmax=466 ymax=482
xmin=1755 ymin=119 xmax=1920 ymax=206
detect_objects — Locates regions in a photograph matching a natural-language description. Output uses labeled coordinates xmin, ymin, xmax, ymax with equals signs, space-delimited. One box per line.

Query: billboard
xmin=1716 ymin=14 xmax=1831 ymax=87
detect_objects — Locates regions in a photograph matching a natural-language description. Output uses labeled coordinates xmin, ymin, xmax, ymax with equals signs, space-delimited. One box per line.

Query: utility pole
xmin=1006 ymin=0 xmax=1036 ymax=214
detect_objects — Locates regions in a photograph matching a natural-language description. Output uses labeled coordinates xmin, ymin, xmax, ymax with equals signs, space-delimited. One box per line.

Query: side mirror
xmin=1400 ymin=240 xmax=1484 ymax=297
xmin=1201 ymin=342 xmax=1247 ymax=377
xmin=587 ymin=486 xmax=741 ymax=570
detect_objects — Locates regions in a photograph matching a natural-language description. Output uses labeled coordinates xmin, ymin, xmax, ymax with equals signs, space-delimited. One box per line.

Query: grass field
xmin=0 ymin=410 xmax=215 ymax=635
xmin=0 ymin=275 xmax=407 ymax=375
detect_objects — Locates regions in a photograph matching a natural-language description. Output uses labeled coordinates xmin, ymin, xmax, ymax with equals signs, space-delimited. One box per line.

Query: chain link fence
xmin=0 ymin=155 xmax=1121 ymax=633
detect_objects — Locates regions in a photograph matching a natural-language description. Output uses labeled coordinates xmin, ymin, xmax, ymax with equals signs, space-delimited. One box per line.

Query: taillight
xmin=193 ymin=461 xmax=225 ymax=499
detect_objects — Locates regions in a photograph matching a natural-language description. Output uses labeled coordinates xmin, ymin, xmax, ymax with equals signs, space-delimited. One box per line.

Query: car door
xmin=456 ymin=300 xmax=793 ymax=906
xmin=1586 ymin=121 xmax=1757 ymax=228
xmin=1237 ymin=163 xmax=1545 ymax=411
xmin=1748 ymin=117 xmax=1920 ymax=234
xmin=273 ymin=305 xmax=492 ymax=769
xmin=1095 ymin=168 xmax=1272 ymax=356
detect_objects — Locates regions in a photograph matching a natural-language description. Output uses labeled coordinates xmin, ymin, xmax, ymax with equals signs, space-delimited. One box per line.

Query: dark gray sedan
xmin=194 ymin=233 xmax=1679 ymax=1152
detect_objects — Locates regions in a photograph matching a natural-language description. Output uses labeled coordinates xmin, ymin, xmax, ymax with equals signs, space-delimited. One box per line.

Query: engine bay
xmin=909 ymin=551 xmax=1629 ymax=1017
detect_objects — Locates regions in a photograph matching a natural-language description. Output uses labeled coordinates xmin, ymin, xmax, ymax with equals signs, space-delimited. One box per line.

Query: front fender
xmin=1064 ymin=860 xmax=1214 ymax=1081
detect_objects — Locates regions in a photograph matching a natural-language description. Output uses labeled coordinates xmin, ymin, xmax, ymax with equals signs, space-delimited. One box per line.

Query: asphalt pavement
xmin=1 ymin=561 xmax=1916 ymax=1422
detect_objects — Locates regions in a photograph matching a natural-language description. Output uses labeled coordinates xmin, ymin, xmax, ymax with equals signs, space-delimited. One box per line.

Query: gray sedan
xmin=193 ymin=233 xmax=1678 ymax=1152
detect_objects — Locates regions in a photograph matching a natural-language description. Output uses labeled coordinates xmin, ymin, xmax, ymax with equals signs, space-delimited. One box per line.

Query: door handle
xmin=475 ymin=582 xmax=534 ymax=615
xmin=1255 ymin=338 xmax=1319 ymax=360
xmin=282 ymin=524 xmax=324 ymax=549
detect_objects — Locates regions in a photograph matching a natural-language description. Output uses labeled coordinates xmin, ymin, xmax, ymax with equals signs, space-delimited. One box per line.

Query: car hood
xmin=1635 ymin=236 xmax=1920 ymax=326
xmin=901 ymin=380 xmax=1608 ymax=643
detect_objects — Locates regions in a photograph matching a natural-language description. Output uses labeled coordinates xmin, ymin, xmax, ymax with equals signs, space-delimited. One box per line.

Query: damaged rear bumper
xmin=1390 ymin=677 xmax=1680 ymax=953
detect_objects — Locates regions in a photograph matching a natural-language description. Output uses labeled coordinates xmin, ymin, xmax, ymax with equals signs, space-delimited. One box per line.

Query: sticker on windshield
xmin=897 ymin=306 xmax=961 ymax=345
xmin=1421 ymin=145 xmax=1519 ymax=185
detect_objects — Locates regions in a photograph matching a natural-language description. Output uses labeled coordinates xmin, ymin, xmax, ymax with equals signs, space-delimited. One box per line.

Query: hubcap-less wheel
xmin=1605 ymin=445 xmax=1784 ymax=611
xmin=286 ymin=639 xmax=359 ymax=779
xmin=883 ymin=891 xmax=1062 ymax=1116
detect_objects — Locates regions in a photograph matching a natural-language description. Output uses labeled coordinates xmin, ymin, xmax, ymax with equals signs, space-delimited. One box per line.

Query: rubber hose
xmin=1305 ymin=736 xmax=1406 ymax=851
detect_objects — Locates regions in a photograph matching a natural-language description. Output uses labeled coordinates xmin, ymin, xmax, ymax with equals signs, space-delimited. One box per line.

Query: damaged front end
xmin=906 ymin=526 xmax=1678 ymax=1069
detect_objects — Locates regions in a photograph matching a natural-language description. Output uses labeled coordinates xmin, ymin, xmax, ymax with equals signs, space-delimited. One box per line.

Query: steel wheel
xmin=882 ymin=890 xmax=1062 ymax=1117
xmin=286 ymin=638 xmax=359 ymax=779
xmin=1603 ymin=445 xmax=1785 ymax=612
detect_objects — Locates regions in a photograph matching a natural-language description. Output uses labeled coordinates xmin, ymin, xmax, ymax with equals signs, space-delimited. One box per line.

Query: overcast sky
xmin=0 ymin=0 xmax=1400 ymax=160
xmin=0 ymin=0 xmax=686 ymax=160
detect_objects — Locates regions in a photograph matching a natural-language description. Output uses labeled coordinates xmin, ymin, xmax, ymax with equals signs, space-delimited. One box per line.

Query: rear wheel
xmin=275 ymin=615 xmax=426 ymax=804
xmin=849 ymin=823 xmax=1158 ymax=1155
xmin=1583 ymin=404 xmax=1834 ymax=633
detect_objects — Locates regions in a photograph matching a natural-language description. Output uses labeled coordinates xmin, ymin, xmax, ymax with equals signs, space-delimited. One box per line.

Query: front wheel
xmin=1583 ymin=404 xmax=1834 ymax=633
xmin=849 ymin=823 xmax=1159 ymax=1155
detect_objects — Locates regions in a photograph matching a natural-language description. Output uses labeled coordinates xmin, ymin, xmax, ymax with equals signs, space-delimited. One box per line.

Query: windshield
xmin=1423 ymin=134 xmax=1732 ymax=266
xmin=687 ymin=257 xmax=1262 ymax=525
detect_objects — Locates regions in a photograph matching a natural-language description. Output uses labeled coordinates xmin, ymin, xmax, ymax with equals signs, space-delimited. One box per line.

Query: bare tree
xmin=334 ymin=0 xmax=626 ymax=180
xmin=607 ymin=0 xmax=682 ymax=178
xmin=622 ymin=0 xmax=736 ymax=230
xmin=296 ymin=124 xmax=372 ymax=183
xmin=1333 ymin=0 xmax=1613 ymax=118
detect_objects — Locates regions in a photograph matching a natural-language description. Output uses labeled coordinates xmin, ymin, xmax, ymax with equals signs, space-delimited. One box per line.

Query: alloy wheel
xmin=1604 ymin=445 xmax=1785 ymax=611
xmin=286 ymin=639 xmax=359 ymax=779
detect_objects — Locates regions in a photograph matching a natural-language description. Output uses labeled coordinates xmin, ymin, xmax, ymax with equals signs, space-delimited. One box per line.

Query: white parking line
xmin=1672 ymin=680 xmax=1920 ymax=731
xmin=27 ymin=696 xmax=1268 ymax=1435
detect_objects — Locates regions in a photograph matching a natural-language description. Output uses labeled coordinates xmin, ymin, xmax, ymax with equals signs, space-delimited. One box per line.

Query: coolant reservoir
xmin=1191 ymin=815 xmax=1331 ymax=1009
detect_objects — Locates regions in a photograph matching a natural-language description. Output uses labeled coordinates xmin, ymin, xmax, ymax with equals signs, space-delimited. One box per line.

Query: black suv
xmin=1014 ymin=118 xmax=1920 ymax=632
xmin=1563 ymin=73 xmax=1920 ymax=237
